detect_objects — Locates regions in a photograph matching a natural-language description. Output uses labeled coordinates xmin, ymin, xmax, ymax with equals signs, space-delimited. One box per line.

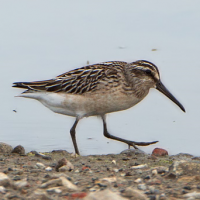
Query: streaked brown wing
xmin=13 ymin=61 xmax=127 ymax=94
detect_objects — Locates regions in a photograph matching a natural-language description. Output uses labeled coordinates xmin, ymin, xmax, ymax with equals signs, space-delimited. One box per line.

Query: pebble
xmin=59 ymin=165 xmax=74 ymax=172
xmin=30 ymin=189 xmax=52 ymax=200
xmin=134 ymin=178 xmax=142 ymax=183
xmin=84 ymin=189 xmax=127 ymax=200
xmin=70 ymin=192 xmax=87 ymax=198
xmin=13 ymin=179 xmax=29 ymax=189
xmin=112 ymin=160 xmax=117 ymax=165
xmin=131 ymin=164 xmax=148 ymax=169
xmin=183 ymin=191 xmax=200 ymax=199
xmin=113 ymin=168 xmax=119 ymax=173
xmin=159 ymin=193 xmax=167 ymax=200
xmin=0 ymin=186 xmax=6 ymax=194
xmin=45 ymin=167 xmax=53 ymax=171
xmin=11 ymin=145 xmax=25 ymax=155
xmin=60 ymin=176 xmax=78 ymax=192
xmin=46 ymin=187 xmax=62 ymax=194
xmin=0 ymin=142 xmax=13 ymax=154
xmin=36 ymin=162 xmax=46 ymax=169
xmin=152 ymin=169 xmax=158 ymax=176
xmin=56 ymin=158 xmax=74 ymax=172
xmin=0 ymin=172 xmax=10 ymax=187
xmin=138 ymin=184 xmax=147 ymax=190
xmin=100 ymin=177 xmax=117 ymax=183
xmin=154 ymin=166 xmax=169 ymax=174
xmin=70 ymin=153 xmax=79 ymax=158
xmin=152 ymin=148 xmax=168 ymax=156
xmin=149 ymin=186 xmax=155 ymax=194
xmin=122 ymin=187 xmax=147 ymax=200
xmin=32 ymin=151 xmax=52 ymax=160
xmin=40 ymin=178 xmax=61 ymax=188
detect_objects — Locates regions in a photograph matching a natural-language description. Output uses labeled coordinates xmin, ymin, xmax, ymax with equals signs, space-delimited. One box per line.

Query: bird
xmin=13 ymin=60 xmax=185 ymax=155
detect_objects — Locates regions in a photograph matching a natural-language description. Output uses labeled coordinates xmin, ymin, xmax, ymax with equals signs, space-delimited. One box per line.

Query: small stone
xmin=13 ymin=179 xmax=29 ymax=189
xmin=125 ymin=172 xmax=133 ymax=176
xmin=183 ymin=186 xmax=192 ymax=190
xmin=122 ymin=187 xmax=147 ymax=199
xmin=155 ymin=166 xmax=169 ymax=174
xmin=159 ymin=193 xmax=166 ymax=200
xmin=70 ymin=153 xmax=78 ymax=158
xmin=45 ymin=167 xmax=53 ymax=171
xmin=60 ymin=177 xmax=78 ymax=192
xmin=13 ymin=175 xmax=22 ymax=181
xmin=30 ymin=189 xmax=52 ymax=200
xmin=84 ymin=189 xmax=127 ymax=200
xmin=0 ymin=186 xmax=6 ymax=194
xmin=59 ymin=165 xmax=72 ymax=172
xmin=113 ymin=168 xmax=119 ymax=173
xmin=134 ymin=178 xmax=142 ymax=183
xmin=32 ymin=151 xmax=52 ymax=160
xmin=46 ymin=187 xmax=62 ymax=194
xmin=152 ymin=169 xmax=158 ymax=176
xmin=40 ymin=178 xmax=61 ymax=188
xmin=152 ymin=148 xmax=168 ymax=156
xmin=11 ymin=145 xmax=25 ymax=155
xmin=75 ymin=169 xmax=80 ymax=173
xmin=0 ymin=172 xmax=10 ymax=187
xmin=149 ymin=186 xmax=155 ymax=194
xmin=144 ymin=175 xmax=151 ymax=180
xmin=36 ymin=162 xmax=46 ymax=169
xmin=147 ymin=178 xmax=162 ymax=185
xmin=30 ymin=169 xmax=42 ymax=173
xmin=56 ymin=158 xmax=74 ymax=172
xmin=183 ymin=191 xmax=200 ymax=199
xmin=100 ymin=177 xmax=117 ymax=183
xmin=0 ymin=142 xmax=13 ymax=154
xmin=71 ymin=192 xmax=87 ymax=198
xmin=138 ymin=184 xmax=147 ymax=190
xmin=131 ymin=164 xmax=148 ymax=169
xmin=112 ymin=160 xmax=117 ymax=165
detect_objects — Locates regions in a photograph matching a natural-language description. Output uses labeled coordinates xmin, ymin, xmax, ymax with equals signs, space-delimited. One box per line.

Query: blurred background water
xmin=0 ymin=0 xmax=200 ymax=155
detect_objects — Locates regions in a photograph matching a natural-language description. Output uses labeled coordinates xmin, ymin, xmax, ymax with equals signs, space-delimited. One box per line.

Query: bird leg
xmin=101 ymin=116 xmax=158 ymax=149
xmin=70 ymin=118 xmax=80 ymax=155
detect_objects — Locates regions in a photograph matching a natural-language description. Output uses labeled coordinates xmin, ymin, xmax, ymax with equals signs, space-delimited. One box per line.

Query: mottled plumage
xmin=13 ymin=60 xmax=185 ymax=155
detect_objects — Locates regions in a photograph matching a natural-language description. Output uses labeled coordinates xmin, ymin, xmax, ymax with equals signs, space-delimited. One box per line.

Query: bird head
xmin=128 ymin=60 xmax=185 ymax=112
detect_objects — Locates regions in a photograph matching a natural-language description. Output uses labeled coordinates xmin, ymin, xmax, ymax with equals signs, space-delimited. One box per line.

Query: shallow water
xmin=0 ymin=1 xmax=200 ymax=156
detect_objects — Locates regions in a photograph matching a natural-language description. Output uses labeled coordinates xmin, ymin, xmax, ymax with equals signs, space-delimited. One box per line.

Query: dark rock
xmin=147 ymin=195 xmax=156 ymax=200
xmin=13 ymin=176 xmax=22 ymax=181
xmin=152 ymin=148 xmax=168 ymax=156
xmin=11 ymin=145 xmax=25 ymax=155
xmin=55 ymin=158 xmax=74 ymax=172
xmin=183 ymin=186 xmax=192 ymax=190
xmin=0 ymin=142 xmax=13 ymax=154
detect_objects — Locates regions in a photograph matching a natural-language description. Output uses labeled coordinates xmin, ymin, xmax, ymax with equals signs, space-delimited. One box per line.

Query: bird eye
xmin=145 ymin=69 xmax=151 ymax=75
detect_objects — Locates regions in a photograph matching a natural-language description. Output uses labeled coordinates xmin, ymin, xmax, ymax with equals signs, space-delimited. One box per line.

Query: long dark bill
xmin=156 ymin=81 xmax=185 ymax=112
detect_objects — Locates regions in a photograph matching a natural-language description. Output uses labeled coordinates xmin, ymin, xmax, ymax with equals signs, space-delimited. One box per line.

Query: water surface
xmin=0 ymin=0 xmax=200 ymax=155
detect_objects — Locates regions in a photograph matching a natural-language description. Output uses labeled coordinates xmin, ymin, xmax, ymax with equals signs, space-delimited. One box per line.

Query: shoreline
xmin=0 ymin=143 xmax=200 ymax=199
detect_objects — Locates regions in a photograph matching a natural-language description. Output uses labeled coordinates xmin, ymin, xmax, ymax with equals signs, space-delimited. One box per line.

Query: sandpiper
xmin=13 ymin=60 xmax=185 ymax=155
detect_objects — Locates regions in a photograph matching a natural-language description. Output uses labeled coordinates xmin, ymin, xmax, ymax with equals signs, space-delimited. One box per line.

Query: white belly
xmin=18 ymin=91 xmax=143 ymax=118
